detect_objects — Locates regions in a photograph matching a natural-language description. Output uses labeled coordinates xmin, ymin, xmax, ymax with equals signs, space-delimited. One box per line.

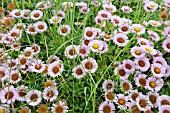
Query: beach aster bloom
xmin=82 ymin=57 xmax=98 ymax=73
xmin=98 ymin=101 xmax=115 ymax=113
xmin=26 ymin=90 xmax=42 ymax=106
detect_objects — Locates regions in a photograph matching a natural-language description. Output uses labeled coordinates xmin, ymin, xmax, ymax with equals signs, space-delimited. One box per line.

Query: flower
xmin=102 ymin=79 xmax=114 ymax=92
xmin=31 ymin=44 xmax=41 ymax=55
xmin=147 ymin=30 xmax=160 ymax=41
xmin=162 ymin=38 xmax=170 ymax=53
xmin=147 ymin=91 xmax=159 ymax=108
xmin=30 ymin=10 xmax=43 ymax=20
xmin=0 ymin=85 xmax=18 ymax=104
xmin=78 ymin=45 xmax=89 ymax=58
xmin=158 ymin=95 xmax=170 ymax=106
xmin=37 ymin=104 xmax=48 ymax=113
xmin=10 ymin=70 xmax=21 ymax=84
xmin=113 ymin=33 xmax=129 ymax=47
xmin=128 ymin=90 xmax=141 ymax=102
xmin=131 ymin=24 xmax=146 ymax=35
xmin=121 ymin=80 xmax=132 ymax=93
xmin=34 ymin=21 xmax=48 ymax=32
xmin=135 ymin=57 xmax=150 ymax=72
xmin=57 ymin=25 xmax=71 ymax=36
xmin=80 ymin=7 xmax=90 ymax=14
xmin=136 ymin=94 xmax=151 ymax=111
xmin=95 ymin=15 xmax=106 ymax=27
xmin=72 ymin=65 xmax=86 ymax=79
xmin=10 ymin=9 xmax=23 ymax=18
xmin=88 ymin=40 xmax=104 ymax=52
xmin=158 ymin=105 xmax=170 ymax=113
xmin=49 ymin=16 xmax=62 ymax=24
xmin=43 ymin=87 xmax=58 ymax=102
xmin=128 ymin=101 xmax=141 ymax=113
xmin=144 ymin=1 xmax=158 ymax=12
xmin=48 ymin=62 xmax=63 ymax=77
xmin=121 ymin=6 xmax=132 ymax=13
xmin=146 ymin=76 xmax=164 ymax=92
xmin=98 ymin=10 xmax=111 ymax=20
xmin=141 ymin=45 xmax=157 ymax=55
xmin=110 ymin=15 xmax=122 ymax=26
xmin=114 ymin=64 xmax=130 ymax=79
xmin=134 ymin=74 xmax=147 ymax=87
xmin=16 ymin=85 xmax=28 ymax=102
xmin=105 ymin=91 xmax=115 ymax=102
xmin=131 ymin=46 xmax=146 ymax=58
xmin=151 ymin=63 xmax=166 ymax=77
xmin=122 ymin=59 xmax=135 ymax=73
xmin=19 ymin=106 xmax=31 ymax=113
xmin=64 ymin=45 xmax=79 ymax=59
xmin=98 ymin=101 xmax=115 ymax=113
xmin=114 ymin=94 xmax=129 ymax=109
xmin=26 ymin=24 xmax=38 ymax=35
xmin=21 ymin=9 xmax=31 ymax=19
xmin=103 ymin=4 xmax=116 ymax=13
xmin=26 ymin=90 xmax=42 ymax=106
xmin=118 ymin=23 xmax=131 ymax=34
xmin=0 ymin=66 xmax=8 ymax=82
xmin=84 ymin=27 xmax=97 ymax=40
xmin=153 ymin=57 xmax=168 ymax=67
xmin=51 ymin=100 xmax=69 ymax=113
xmin=149 ymin=20 xmax=161 ymax=27
xmin=82 ymin=57 xmax=98 ymax=73
xmin=30 ymin=59 xmax=46 ymax=73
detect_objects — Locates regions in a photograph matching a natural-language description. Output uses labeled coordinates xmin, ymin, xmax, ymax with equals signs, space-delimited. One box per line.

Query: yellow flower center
xmin=135 ymin=50 xmax=141 ymax=55
xmin=93 ymin=44 xmax=99 ymax=49
xmin=53 ymin=19 xmax=59 ymax=22
xmin=150 ymin=4 xmax=155 ymax=8
xmin=154 ymin=67 xmax=161 ymax=74
xmin=66 ymin=3 xmax=70 ymax=7
xmin=145 ymin=47 xmax=153 ymax=52
xmin=134 ymin=28 xmax=140 ymax=32
xmin=152 ymin=21 xmax=158 ymax=25
xmin=105 ymin=34 xmax=110 ymax=39
xmin=149 ymin=81 xmax=156 ymax=88
xmin=0 ymin=109 xmax=5 ymax=113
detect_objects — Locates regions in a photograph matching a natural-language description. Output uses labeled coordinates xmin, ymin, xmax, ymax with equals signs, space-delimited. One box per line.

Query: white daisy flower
xmin=49 ymin=16 xmax=62 ymax=24
xmin=51 ymin=100 xmax=69 ymax=113
xmin=26 ymin=24 xmax=38 ymax=35
xmin=147 ymin=30 xmax=160 ymax=41
xmin=16 ymin=85 xmax=28 ymax=102
xmin=136 ymin=94 xmax=151 ymax=111
xmin=147 ymin=91 xmax=159 ymax=108
xmin=57 ymin=25 xmax=71 ymax=36
xmin=121 ymin=6 xmax=132 ymax=13
xmin=131 ymin=24 xmax=146 ymax=35
xmin=114 ymin=94 xmax=129 ymax=109
xmin=34 ymin=21 xmax=48 ymax=32
xmin=72 ymin=65 xmax=86 ymax=79
xmin=9 ymin=70 xmax=21 ymax=84
xmin=64 ymin=45 xmax=79 ymax=59
xmin=48 ymin=62 xmax=63 ymax=77
xmin=131 ymin=46 xmax=146 ymax=58
xmin=82 ymin=57 xmax=98 ymax=73
xmin=135 ymin=57 xmax=150 ymax=72
xmin=151 ymin=63 xmax=166 ymax=77
xmin=158 ymin=105 xmax=170 ymax=113
xmin=43 ymin=86 xmax=58 ymax=102
xmin=30 ymin=10 xmax=43 ymax=20
xmin=88 ymin=40 xmax=104 ymax=52
xmin=84 ymin=27 xmax=97 ymax=40
xmin=30 ymin=59 xmax=46 ymax=73
xmin=158 ymin=95 xmax=170 ymax=106
xmin=113 ymin=33 xmax=129 ymax=47
xmin=102 ymin=79 xmax=115 ymax=92
xmin=98 ymin=101 xmax=115 ymax=113
xmin=26 ymin=90 xmax=42 ymax=106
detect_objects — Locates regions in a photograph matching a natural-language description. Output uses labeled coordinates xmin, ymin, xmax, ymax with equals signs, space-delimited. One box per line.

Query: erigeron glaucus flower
xmin=135 ymin=57 xmax=150 ymax=72
xmin=0 ymin=67 xmax=8 ymax=81
xmin=151 ymin=63 xmax=166 ymax=77
xmin=82 ymin=57 xmax=98 ymax=73
xmin=49 ymin=16 xmax=62 ymax=24
xmin=75 ymin=2 xmax=87 ymax=7
xmin=114 ymin=94 xmax=129 ymax=109
xmin=113 ymin=33 xmax=129 ymax=47
xmin=134 ymin=74 xmax=147 ymax=87
xmin=78 ymin=45 xmax=89 ymax=58
xmin=164 ymin=65 xmax=170 ymax=77
xmin=98 ymin=10 xmax=111 ymax=20
xmin=121 ymin=6 xmax=132 ymax=13
xmin=158 ymin=95 xmax=170 ymax=106
xmin=57 ymin=25 xmax=71 ymax=36
xmin=146 ymin=76 xmax=164 ymax=92
xmin=102 ymin=79 xmax=114 ymax=92
xmin=18 ymin=55 xmax=29 ymax=68
xmin=138 ymin=38 xmax=153 ymax=46
xmin=136 ymin=94 xmax=151 ymax=111
xmin=51 ymin=100 xmax=69 ymax=113
xmin=43 ymin=86 xmax=58 ymax=102
xmin=37 ymin=104 xmax=48 ymax=113
xmin=34 ymin=21 xmax=48 ymax=32
xmin=72 ymin=65 xmax=86 ymax=79
xmin=0 ymin=34 xmax=4 ymax=43
xmin=118 ymin=23 xmax=131 ymax=34
xmin=114 ymin=64 xmax=130 ymax=79
xmin=80 ymin=7 xmax=90 ymax=14
xmin=91 ymin=1 xmax=101 ymax=7
xmin=128 ymin=90 xmax=141 ymax=102
xmin=94 ymin=28 xmax=101 ymax=39
xmin=144 ymin=1 xmax=158 ymax=12
xmin=158 ymin=105 xmax=170 ymax=113
xmin=20 ymin=65 xmax=30 ymax=74
xmin=148 ymin=20 xmax=161 ymax=27
xmin=62 ymin=2 xmax=73 ymax=7
xmin=19 ymin=106 xmax=31 ymax=113
xmin=162 ymin=38 xmax=170 ymax=52
xmin=121 ymin=80 xmax=132 ymax=93
xmin=82 ymin=39 xmax=91 ymax=47
xmin=147 ymin=30 xmax=160 ymax=41
xmin=141 ymin=45 xmax=157 ymax=55
xmin=10 ymin=9 xmax=23 ymax=18
xmin=48 ymin=62 xmax=63 ymax=77
xmin=31 ymin=44 xmax=41 ymax=55
xmin=98 ymin=101 xmax=115 ymax=113
xmin=110 ymin=15 xmax=122 ymax=26
xmin=162 ymin=27 xmax=170 ymax=37
xmin=21 ymin=9 xmax=31 ymax=19
xmin=36 ymin=1 xmax=51 ymax=10
xmin=128 ymin=101 xmax=141 ymax=113
xmin=48 ymin=56 xmax=60 ymax=64
xmin=30 ymin=59 xmax=46 ymax=73
xmin=7 ymin=58 xmax=18 ymax=69
xmin=95 ymin=15 xmax=106 ymax=27
xmin=131 ymin=46 xmax=146 ymax=58
xmin=16 ymin=85 xmax=28 ymax=102
xmin=131 ymin=24 xmax=146 ymax=35
xmin=147 ymin=91 xmax=159 ymax=108
xmin=64 ymin=45 xmax=79 ymax=59
xmin=22 ymin=47 xmax=34 ymax=58
xmin=84 ymin=27 xmax=97 ymax=40
xmin=89 ymin=40 xmax=104 ymax=52
xmin=122 ymin=59 xmax=135 ymax=73
xmin=99 ymin=41 xmax=108 ymax=54
xmin=30 ymin=10 xmax=43 ymax=20
xmin=164 ymin=20 xmax=170 ymax=26
xmin=164 ymin=0 xmax=170 ymax=7
xmin=153 ymin=57 xmax=167 ymax=67
xmin=10 ymin=70 xmax=21 ymax=84
xmin=55 ymin=10 xmax=66 ymax=19
xmin=105 ymin=91 xmax=115 ymax=102
xmin=44 ymin=80 xmax=57 ymax=88
xmin=13 ymin=23 xmax=26 ymax=31
xmin=0 ymin=105 xmax=9 ymax=113
xmin=103 ymin=4 xmax=117 ymax=13
xmin=26 ymin=90 xmax=42 ymax=106
xmin=0 ymin=85 xmax=18 ymax=104
xmin=26 ymin=24 xmax=38 ymax=35
xmin=100 ymin=32 xmax=112 ymax=41
xmin=9 ymin=28 xmax=22 ymax=39
xmin=121 ymin=18 xmax=132 ymax=24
